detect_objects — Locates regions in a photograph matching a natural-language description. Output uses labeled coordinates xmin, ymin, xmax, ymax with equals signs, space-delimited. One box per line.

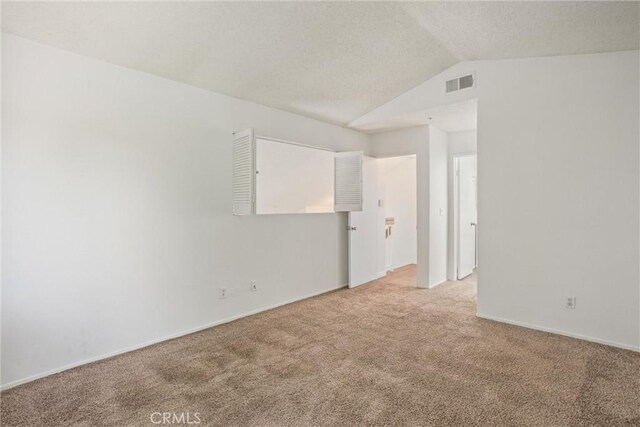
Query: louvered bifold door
xmin=334 ymin=151 xmax=363 ymax=212
xmin=232 ymin=128 xmax=256 ymax=215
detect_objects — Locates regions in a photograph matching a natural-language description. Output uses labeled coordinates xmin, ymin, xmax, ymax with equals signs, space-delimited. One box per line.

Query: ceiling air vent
xmin=446 ymin=74 xmax=474 ymax=93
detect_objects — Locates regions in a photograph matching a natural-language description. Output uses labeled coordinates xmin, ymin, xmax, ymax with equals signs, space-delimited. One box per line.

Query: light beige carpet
xmin=2 ymin=265 xmax=639 ymax=426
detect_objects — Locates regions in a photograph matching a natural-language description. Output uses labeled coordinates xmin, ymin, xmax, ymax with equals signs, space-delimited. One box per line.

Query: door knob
xmin=348 ymin=226 xmax=357 ymax=231
xmin=470 ymin=222 xmax=476 ymax=227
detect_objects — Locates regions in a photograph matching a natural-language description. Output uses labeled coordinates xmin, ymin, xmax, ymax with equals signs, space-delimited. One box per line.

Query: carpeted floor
xmin=2 ymin=265 xmax=639 ymax=426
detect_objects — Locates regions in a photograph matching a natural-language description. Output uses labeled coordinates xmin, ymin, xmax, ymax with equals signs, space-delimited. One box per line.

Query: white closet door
xmin=232 ymin=128 xmax=255 ymax=215
xmin=334 ymin=151 xmax=363 ymax=212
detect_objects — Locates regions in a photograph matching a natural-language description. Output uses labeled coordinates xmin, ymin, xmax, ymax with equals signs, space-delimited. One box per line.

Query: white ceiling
xmin=359 ymin=99 xmax=478 ymax=134
xmin=3 ymin=2 xmax=638 ymax=128
xmin=403 ymin=2 xmax=640 ymax=61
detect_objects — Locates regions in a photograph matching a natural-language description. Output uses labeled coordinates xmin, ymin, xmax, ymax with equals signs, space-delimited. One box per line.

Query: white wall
xmin=370 ymin=126 xmax=425 ymax=158
xmin=353 ymin=50 xmax=640 ymax=350
xmin=447 ymin=130 xmax=477 ymax=280
xmin=476 ymin=51 xmax=639 ymax=350
xmin=382 ymin=156 xmax=417 ymax=269
xmin=1 ymin=34 xmax=371 ymax=387
xmin=448 ymin=130 xmax=477 ymax=156
xmin=428 ymin=126 xmax=448 ymax=287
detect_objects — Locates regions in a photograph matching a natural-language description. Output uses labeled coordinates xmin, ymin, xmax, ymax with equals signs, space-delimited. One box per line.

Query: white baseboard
xmin=476 ymin=312 xmax=640 ymax=352
xmin=1 ymin=283 xmax=347 ymax=391
xmin=391 ymin=262 xmax=416 ymax=271
xmin=428 ymin=279 xmax=448 ymax=289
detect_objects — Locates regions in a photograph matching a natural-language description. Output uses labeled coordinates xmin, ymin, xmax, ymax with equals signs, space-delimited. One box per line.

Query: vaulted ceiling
xmin=3 ymin=1 xmax=638 ymax=127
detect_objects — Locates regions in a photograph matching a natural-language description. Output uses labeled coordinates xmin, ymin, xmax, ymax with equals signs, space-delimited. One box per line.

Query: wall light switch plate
xmin=565 ymin=296 xmax=576 ymax=309
xmin=219 ymin=288 xmax=227 ymax=299
xmin=250 ymin=281 xmax=257 ymax=292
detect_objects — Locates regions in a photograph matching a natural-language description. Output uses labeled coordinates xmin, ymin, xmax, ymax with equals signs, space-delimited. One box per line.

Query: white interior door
xmin=349 ymin=156 xmax=385 ymax=288
xmin=457 ymin=156 xmax=477 ymax=279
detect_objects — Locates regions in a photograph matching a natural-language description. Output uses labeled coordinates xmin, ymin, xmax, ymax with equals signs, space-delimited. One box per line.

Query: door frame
xmin=452 ymin=152 xmax=477 ymax=280
xmin=348 ymin=153 xmax=420 ymax=288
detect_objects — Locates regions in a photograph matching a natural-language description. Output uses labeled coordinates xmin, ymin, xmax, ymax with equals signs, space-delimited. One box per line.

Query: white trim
xmin=476 ymin=312 xmax=640 ymax=353
xmin=349 ymin=272 xmax=386 ymax=289
xmin=1 ymin=283 xmax=347 ymax=391
xmin=428 ymin=279 xmax=448 ymax=289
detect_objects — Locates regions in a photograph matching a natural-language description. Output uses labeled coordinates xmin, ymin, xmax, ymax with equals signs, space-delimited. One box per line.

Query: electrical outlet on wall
xmin=565 ymin=296 xmax=576 ymax=309
xmin=250 ymin=281 xmax=257 ymax=292
xmin=219 ymin=287 xmax=227 ymax=299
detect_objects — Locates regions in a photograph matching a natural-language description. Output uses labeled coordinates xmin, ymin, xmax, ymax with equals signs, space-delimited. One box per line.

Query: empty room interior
xmin=1 ymin=1 xmax=639 ymax=426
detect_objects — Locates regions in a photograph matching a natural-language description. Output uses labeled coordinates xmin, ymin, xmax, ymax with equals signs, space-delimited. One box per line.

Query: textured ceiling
xmin=403 ymin=2 xmax=640 ymax=61
xmin=2 ymin=2 xmax=638 ymax=127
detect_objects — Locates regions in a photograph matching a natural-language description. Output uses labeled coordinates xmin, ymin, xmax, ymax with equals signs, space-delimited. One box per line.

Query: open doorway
xmin=347 ymin=100 xmax=477 ymax=290
xmin=347 ymin=154 xmax=417 ymax=288
xmin=382 ymin=155 xmax=417 ymax=275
